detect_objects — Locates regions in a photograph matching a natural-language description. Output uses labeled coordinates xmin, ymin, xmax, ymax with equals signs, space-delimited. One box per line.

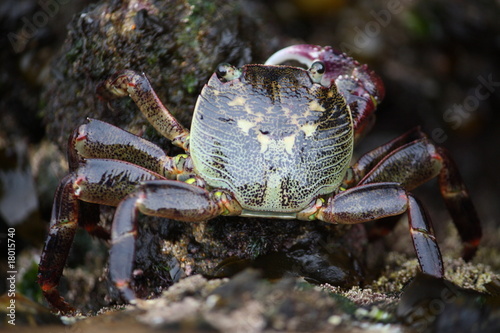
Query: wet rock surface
xmin=42 ymin=0 xmax=282 ymax=151
xmin=1 ymin=0 xmax=500 ymax=332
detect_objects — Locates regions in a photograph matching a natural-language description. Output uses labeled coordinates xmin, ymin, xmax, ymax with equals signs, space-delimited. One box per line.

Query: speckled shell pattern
xmin=190 ymin=65 xmax=354 ymax=212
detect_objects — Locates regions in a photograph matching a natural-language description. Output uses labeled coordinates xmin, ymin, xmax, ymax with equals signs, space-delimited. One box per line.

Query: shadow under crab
xmin=38 ymin=45 xmax=481 ymax=314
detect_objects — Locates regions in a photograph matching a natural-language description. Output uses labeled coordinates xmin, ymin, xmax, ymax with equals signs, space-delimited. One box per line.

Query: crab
xmin=38 ymin=44 xmax=482 ymax=313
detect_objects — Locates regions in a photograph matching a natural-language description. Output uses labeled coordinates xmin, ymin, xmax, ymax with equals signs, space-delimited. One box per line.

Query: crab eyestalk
xmin=97 ymin=70 xmax=190 ymax=151
xmin=308 ymin=61 xmax=326 ymax=84
xmin=216 ymin=63 xmax=242 ymax=82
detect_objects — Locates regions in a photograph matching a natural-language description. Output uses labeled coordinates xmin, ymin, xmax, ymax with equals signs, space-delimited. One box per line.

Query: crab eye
xmin=216 ymin=63 xmax=242 ymax=82
xmin=308 ymin=61 xmax=325 ymax=84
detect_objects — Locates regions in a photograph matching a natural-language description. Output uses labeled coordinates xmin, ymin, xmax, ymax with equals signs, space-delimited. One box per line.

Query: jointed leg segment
xmin=97 ymin=70 xmax=190 ymax=150
xmin=343 ymin=127 xmax=481 ymax=260
xmin=39 ymin=151 xmax=242 ymax=310
xmin=38 ymin=174 xmax=80 ymax=313
xmin=313 ymin=182 xmax=443 ymax=278
xmin=39 ymin=70 xmax=201 ymax=313
xmin=108 ymin=180 xmax=241 ymax=302
xmin=437 ymin=148 xmax=482 ymax=260
xmin=70 ymin=118 xmax=194 ymax=180
xmin=38 ymin=158 xmax=166 ymax=312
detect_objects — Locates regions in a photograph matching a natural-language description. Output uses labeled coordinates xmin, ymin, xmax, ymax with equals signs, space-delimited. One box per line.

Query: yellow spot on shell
xmin=301 ymin=123 xmax=318 ymax=137
xmin=282 ymin=107 xmax=292 ymax=115
xmin=257 ymin=132 xmax=270 ymax=153
xmin=228 ymin=96 xmax=246 ymax=106
xmin=309 ymin=100 xmax=326 ymax=112
xmin=237 ymin=119 xmax=254 ymax=134
xmin=255 ymin=113 xmax=264 ymax=122
xmin=283 ymin=134 xmax=296 ymax=155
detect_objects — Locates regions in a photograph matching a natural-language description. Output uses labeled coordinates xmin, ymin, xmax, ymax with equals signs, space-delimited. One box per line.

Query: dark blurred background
xmin=0 ymin=0 xmax=499 ymax=301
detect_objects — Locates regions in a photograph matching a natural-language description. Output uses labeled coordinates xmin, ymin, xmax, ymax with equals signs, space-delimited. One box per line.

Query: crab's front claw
xmin=96 ymin=70 xmax=190 ymax=150
xmin=96 ymin=70 xmax=141 ymax=100
xmin=266 ymin=45 xmax=385 ymax=139
xmin=265 ymin=44 xmax=385 ymax=100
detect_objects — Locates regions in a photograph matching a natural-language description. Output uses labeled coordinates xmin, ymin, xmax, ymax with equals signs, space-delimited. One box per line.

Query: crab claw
xmin=265 ymin=45 xmax=385 ymax=140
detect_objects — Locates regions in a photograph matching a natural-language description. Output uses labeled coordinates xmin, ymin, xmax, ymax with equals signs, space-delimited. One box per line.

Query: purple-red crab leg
xmin=107 ymin=181 xmax=440 ymax=305
xmin=38 ymin=116 xmax=199 ymax=313
xmin=265 ymin=44 xmax=385 ymax=141
xmin=97 ymin=70 xmax=190 ymax=150
xmin=69 ymin=118 xmax=194 ymax=179
xmin=108 ymin=181 xmax=241 ymax=302
xmin=344 ymin=127 xmax=482 ymax=260
xmin=38 ymin=158 xmax=166 ymax=313
xmin=39 ymin=69 xmax=200 ymax=313
xmin=105 ymin=181 xmax=444 ymax=302
xmin=297 ymin=182 xmax=444 ymax=278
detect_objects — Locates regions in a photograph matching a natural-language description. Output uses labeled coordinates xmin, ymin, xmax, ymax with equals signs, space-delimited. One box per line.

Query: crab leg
xmin=437 ymin=148 xmax=482 ymax=260
xmin=343 ymin=127 xmax=427 ymax=187
xmin=69 ymin=118 xmax=194 ymax=179
xmin=38 ymin=174 xmax=80 ymax=313
xmin=348 ymin=129 xmax=481 ymax=260
xmin=107 ymin=181 xmax=238 ymax=302
xmin=357 ymin=135 xmax=442 ymax=190
xmin=314 ymin=182 xmax=443 ymax=278
xmin=97 ymin=70 xmax=190 ymax=150
xmin=38 ymin=159 xmax=164 ymax=313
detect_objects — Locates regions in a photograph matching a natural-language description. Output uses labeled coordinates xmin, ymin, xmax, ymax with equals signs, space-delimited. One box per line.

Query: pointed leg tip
xmin=41 ymin=289 xmax=76 ymax=315
xmin=115 ymin=280 xmax=138 ymax=305
xmin=462 ymin=239 xmax=480 ymax=261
